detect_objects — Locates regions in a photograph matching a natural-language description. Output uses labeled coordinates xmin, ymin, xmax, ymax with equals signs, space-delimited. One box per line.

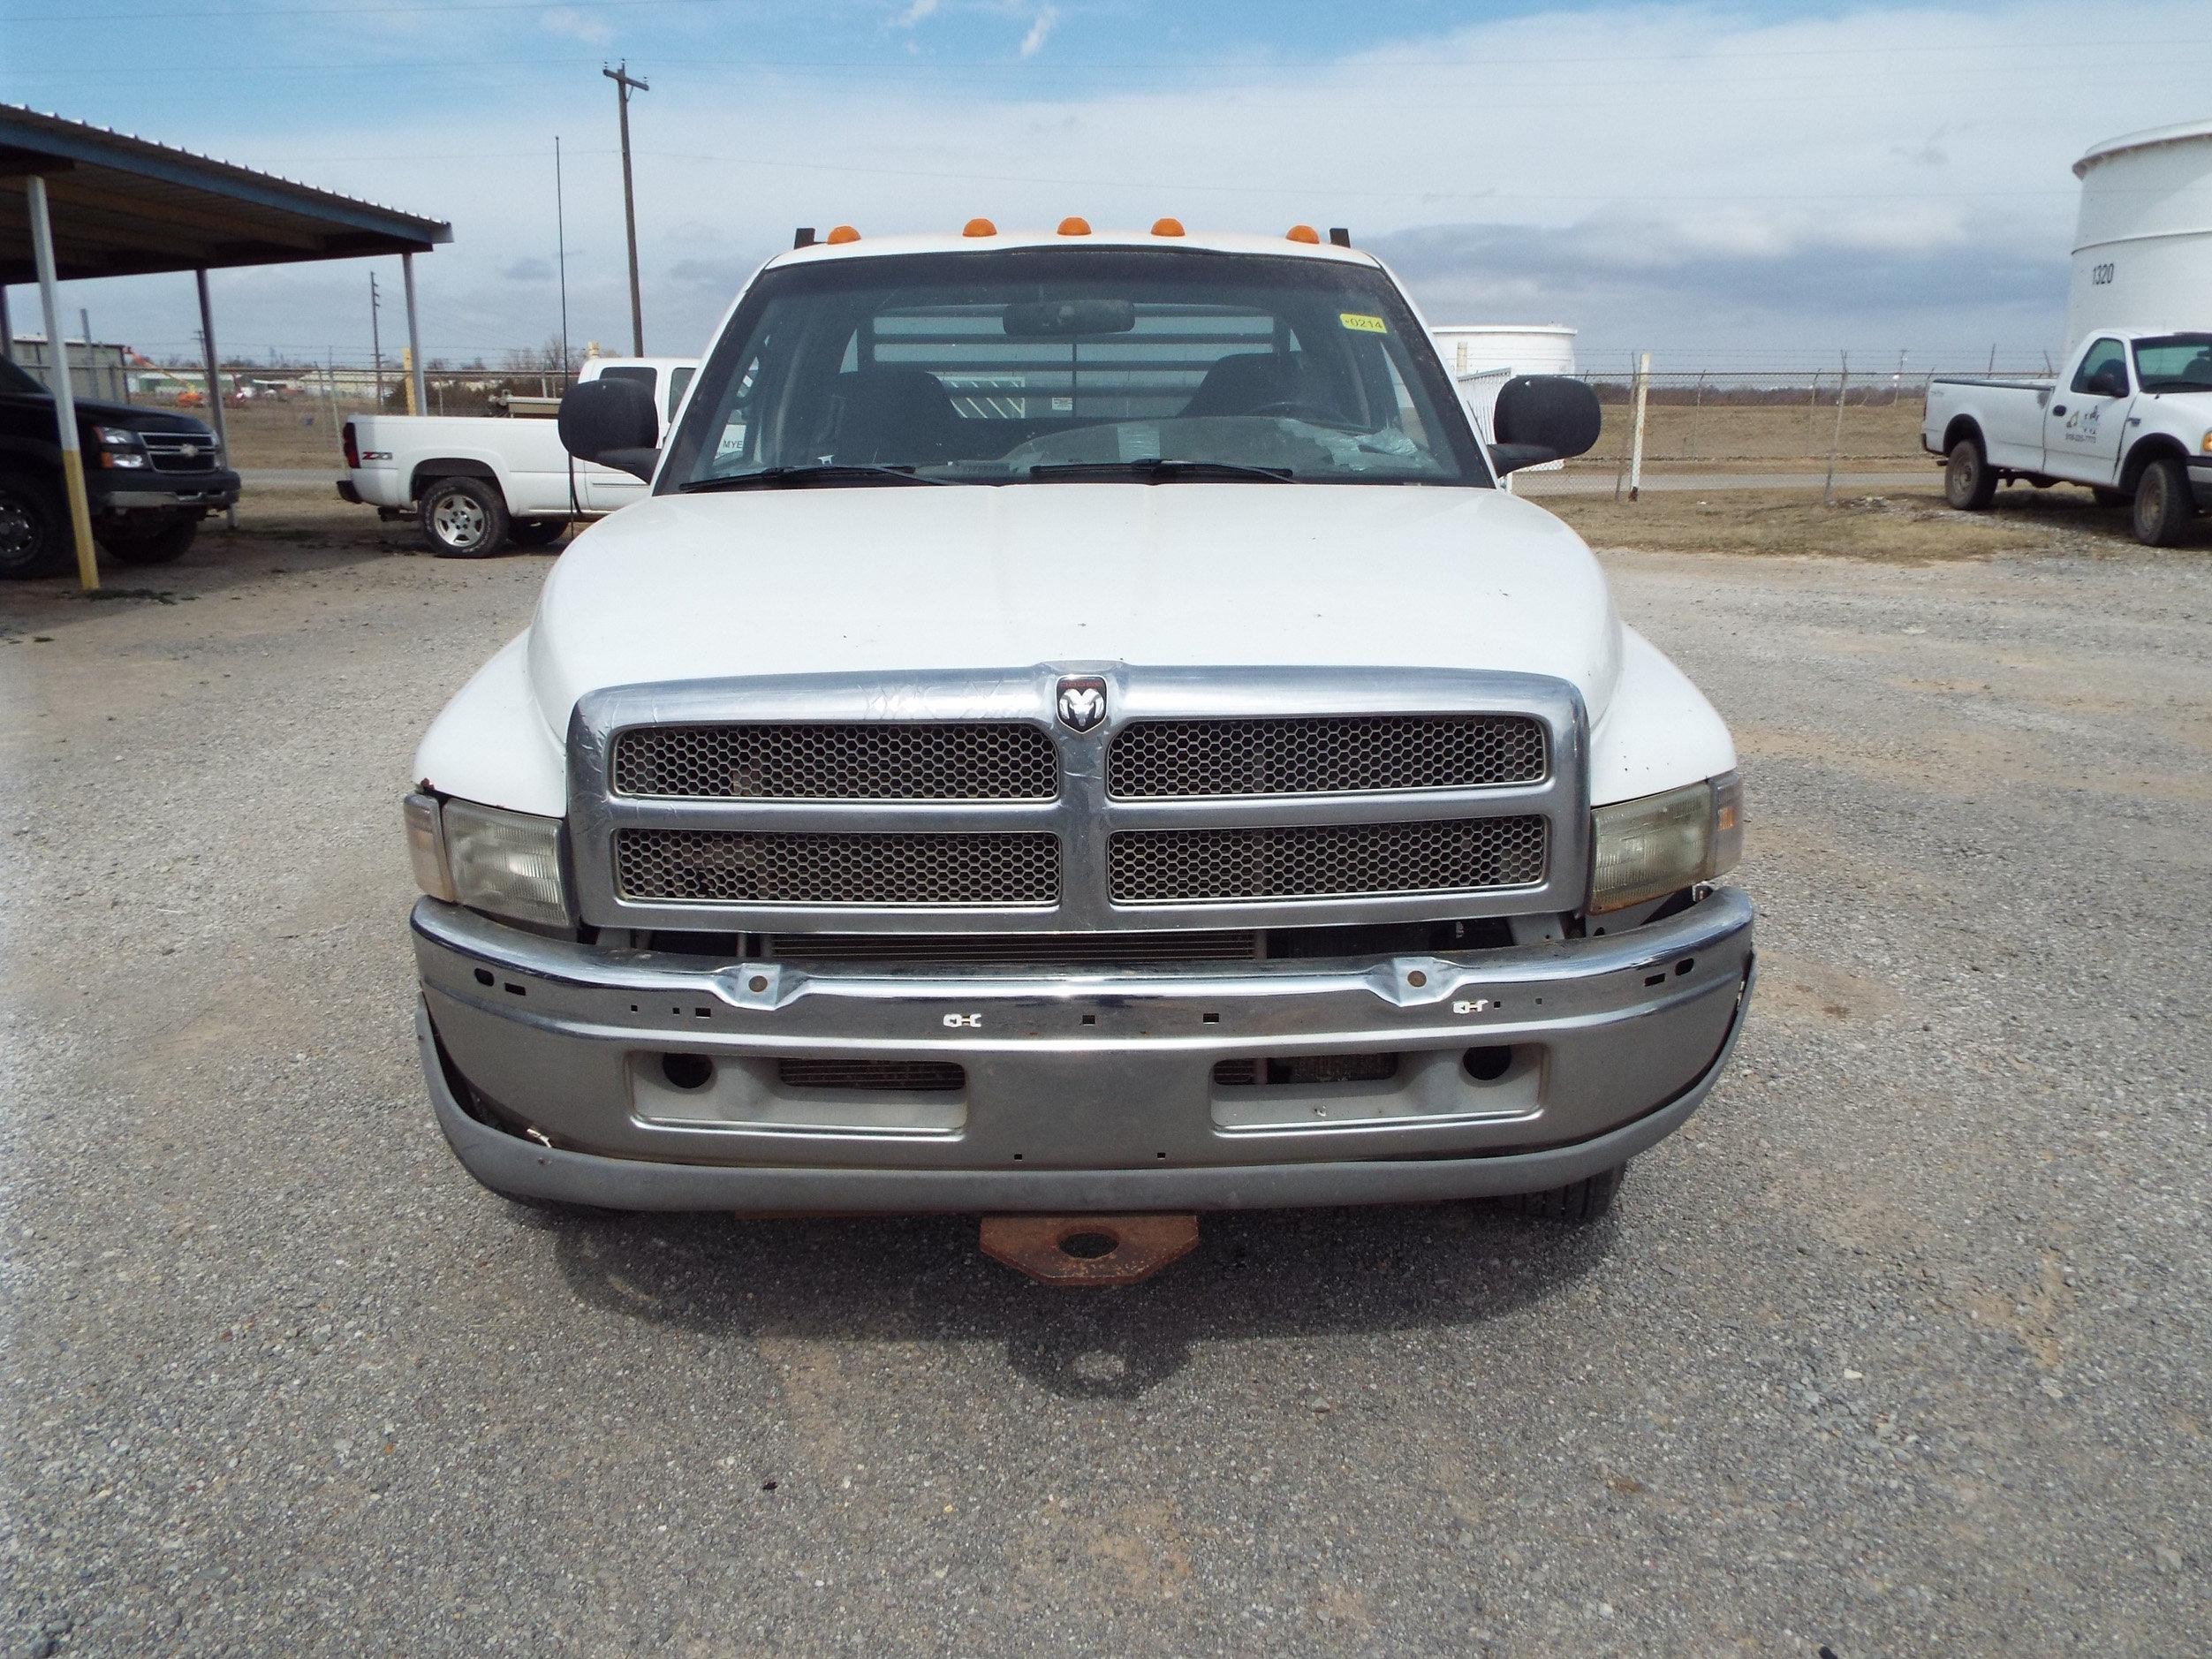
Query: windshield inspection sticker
xmin=1339 ymin=312 xmax=1388 ymax=334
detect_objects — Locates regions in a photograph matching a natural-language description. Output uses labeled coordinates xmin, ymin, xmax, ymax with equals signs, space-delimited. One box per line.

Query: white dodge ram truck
xmin=1925 ymin=329 xmax=2212 ymax=543
xmin=339 ymin=355 xmax=696 ymax=557
xmin=401 ymin=224 xmax=1754 ymax=1246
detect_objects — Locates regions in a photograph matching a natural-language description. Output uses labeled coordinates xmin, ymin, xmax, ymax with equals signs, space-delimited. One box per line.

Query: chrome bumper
xmin=412 ymin=889 xmax=1754 ymax=1212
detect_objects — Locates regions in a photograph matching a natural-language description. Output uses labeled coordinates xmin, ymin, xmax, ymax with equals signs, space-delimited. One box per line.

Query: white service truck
xmin=339 ymin=356 xmax=697 ymax=557
xmin=399 ymin=224 xmax=1754 ymax=1271
xmin=1924 ymin=329 xmax=2212 ymax=544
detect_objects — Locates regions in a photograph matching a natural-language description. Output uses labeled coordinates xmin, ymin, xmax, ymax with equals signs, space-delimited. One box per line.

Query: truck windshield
xmin=2132 ymin=333 xmax=2212 ymax=392
xmin=662 ymin=247 xmax=1489 ymax=489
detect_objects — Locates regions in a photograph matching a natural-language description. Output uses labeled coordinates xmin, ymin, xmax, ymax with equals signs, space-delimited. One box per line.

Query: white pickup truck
xmin=399 ymin=224 xmax=1754 ymax=1269
xmin=1924 ymin=328 xmax=2212 ymax=543
xmin=339 ymin=355 xmax=696 ymax=557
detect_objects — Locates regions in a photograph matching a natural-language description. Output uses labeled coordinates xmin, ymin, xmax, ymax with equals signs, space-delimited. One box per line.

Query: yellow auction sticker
xmin=1339 ymin=312 xmax=1388 ymax=334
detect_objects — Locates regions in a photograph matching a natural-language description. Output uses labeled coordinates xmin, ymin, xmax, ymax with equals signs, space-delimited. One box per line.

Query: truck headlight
xmin=403 ymin=792 xmax=569 ymax=928
xmin=94 ymin=426 xmax=148 ymax=468
xmin=1589 ymin=771 xmax=1743 ymax=913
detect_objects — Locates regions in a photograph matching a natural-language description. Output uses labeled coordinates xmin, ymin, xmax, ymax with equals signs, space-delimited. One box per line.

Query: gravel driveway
xmin=3 ymin=512 xmax=2206 ymax=1654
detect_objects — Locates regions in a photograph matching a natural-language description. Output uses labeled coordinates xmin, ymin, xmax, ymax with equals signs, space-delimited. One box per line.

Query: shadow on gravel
xmin=529 ymin=1202 xmax=1615 ymax=1400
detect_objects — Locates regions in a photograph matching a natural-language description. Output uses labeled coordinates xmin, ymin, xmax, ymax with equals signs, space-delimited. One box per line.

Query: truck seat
xmin=828 ymin=367 xmax=962 ymax=465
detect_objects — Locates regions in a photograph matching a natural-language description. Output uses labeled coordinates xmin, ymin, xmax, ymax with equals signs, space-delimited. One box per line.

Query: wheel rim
xmin=0 ymin=494 xmax=34 ymax=562
xmin=1951 ymin=449 xmax=1977 ymax=501
xmin=433 ymin=493 xmax=487 ymax=548
xmin=2141 ymin=472 xmax=2167 ymax=530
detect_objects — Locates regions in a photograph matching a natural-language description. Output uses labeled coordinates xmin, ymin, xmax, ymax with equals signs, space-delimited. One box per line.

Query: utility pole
xmin=603 ymin=60 xmax=649 ymax=355
xmin=369 ymin=271 xmax=383 ymax=405
xmin=555 ymin=134 xmax=571 ymax=376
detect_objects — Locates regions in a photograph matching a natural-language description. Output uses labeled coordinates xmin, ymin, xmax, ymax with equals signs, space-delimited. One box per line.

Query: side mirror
xmin=557 ymin=378 xmax=660 ymax=480
xmin=1489 ymin=374 xmax=1602 ymax=476
xmin=2086 ymin=364 xmax=2128 ymax=399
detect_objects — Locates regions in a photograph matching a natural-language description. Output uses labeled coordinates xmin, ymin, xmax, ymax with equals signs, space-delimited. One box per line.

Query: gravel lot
xmin=3 ymin=497 xmax=2207 ymax=1655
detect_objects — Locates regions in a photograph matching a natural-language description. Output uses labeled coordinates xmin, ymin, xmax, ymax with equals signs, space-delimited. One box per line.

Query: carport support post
xmin=27 ymin=176 xmax=99 ymax=591
xmin=402 ymin=253 xmax=427 ymax=420
xmin=194 ymin=269 xmax=236 ymax=530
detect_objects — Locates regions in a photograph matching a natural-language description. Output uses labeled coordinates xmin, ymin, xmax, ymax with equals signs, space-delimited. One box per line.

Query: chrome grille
xmin=1110 ymin=817 xmax=1547 ymax=904
xmin=573 ymin=669 xmax=1584 ymax=932
xmin=612 ymin=722 xmax=1056 ymax=800
xmin=140 ymin=432 xmax=218 ymax=473
xmin=615 ymin=828 xmax=1058 ymax=907
xmin=1108 ymin=715 xmax=1545 ymax=799
xmin=777 ymin=1058 xmax=966 ymax=1092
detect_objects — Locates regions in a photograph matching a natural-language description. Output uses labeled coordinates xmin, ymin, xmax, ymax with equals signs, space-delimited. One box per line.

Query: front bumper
xmin=412 ymin=888 xmax=1755 ymax=1213
xmin=93 ymin=468 xmax=241 ymax=511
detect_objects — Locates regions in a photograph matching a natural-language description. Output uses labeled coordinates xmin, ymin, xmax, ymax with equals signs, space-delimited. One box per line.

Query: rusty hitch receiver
xmin=979 ymin=1214 xmax=1201 ymax=1286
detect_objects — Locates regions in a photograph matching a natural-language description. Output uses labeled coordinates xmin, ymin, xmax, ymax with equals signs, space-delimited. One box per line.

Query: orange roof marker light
xmin=1285 ymin=223 xmax=1321 ymax=244
xmin=825 ymin=223 xmax=861 ymax=246
xmin=1057 ymin=216 xmax=1091 ymax=236
xmin=1151 ymin=216 xmax=1186 ymax=238
xmin=962 ymin=216 xmax=996 ymax=238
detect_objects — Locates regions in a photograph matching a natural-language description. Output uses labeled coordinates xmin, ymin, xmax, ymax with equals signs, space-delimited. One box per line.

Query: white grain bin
xmin=2068 ymin=119 xmax=2212 ymax=348
xmin=1428 ymin=324 xmax=1579 ymax=478
xmin=1429 ymin=322 xmax=1579 ymax=383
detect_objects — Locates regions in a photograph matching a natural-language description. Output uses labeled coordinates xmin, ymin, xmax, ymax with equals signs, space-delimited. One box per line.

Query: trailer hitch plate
xmin=979 ymin=1214 xmax=1200 ymax=1286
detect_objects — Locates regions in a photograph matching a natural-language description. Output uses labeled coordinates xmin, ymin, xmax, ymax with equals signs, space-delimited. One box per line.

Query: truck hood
xmin=523 ymin=483 xmax=1624 ymax=736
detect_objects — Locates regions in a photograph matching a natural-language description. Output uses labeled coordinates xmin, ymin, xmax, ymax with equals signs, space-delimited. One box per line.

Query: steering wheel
xmin=1246 ymin=399 xmax=1361 ymax=429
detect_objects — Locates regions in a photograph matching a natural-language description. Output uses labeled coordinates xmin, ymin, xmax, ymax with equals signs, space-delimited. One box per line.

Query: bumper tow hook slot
xmin=980 ymin=1214 xmax=1200 ymax=1286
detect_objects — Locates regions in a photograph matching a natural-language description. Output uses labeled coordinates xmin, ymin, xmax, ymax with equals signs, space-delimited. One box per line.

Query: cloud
xmin=1367 ymin=216 xmax=2067 ymax=364
xmin=540 ymin=6 xmax=614 ymax=46
xmin=501 ymin=257 xmax=555 ymax=282
xmin=63 ymin=0 xmax=2207 ymax=369
xmin=890 ymin=0 xmax=940 ymax=27
xmin=666 ymin=256 xmax=757 ymax=286
xmin=1018 ymin=4 xmax=1057 ymax=57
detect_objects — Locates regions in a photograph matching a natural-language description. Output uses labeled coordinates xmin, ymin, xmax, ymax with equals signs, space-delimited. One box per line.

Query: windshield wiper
xmin=1025 ymin=458 xmax=1298 ymax=484
xmin=680 ymin=464 xmax=954 ymax=492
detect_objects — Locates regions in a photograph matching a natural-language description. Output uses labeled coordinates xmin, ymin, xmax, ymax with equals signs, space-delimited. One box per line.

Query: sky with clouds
xmin=3 ymin=0 xmax=2207 ymax=373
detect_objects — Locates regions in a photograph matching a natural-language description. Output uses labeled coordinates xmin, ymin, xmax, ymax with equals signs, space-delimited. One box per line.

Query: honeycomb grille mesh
xmin=1110 ymin=817 xmax=1547 ymax=904
xmin=1107 ymin=715 xmax=1546 ymax=799
xmin=612 ymin=722 xmax=1057 ymax=800
xmin=615 ymin=829 xmax=1059 ymax=906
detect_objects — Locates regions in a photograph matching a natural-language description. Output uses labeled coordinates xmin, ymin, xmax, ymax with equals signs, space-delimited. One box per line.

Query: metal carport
xmin=0 ymin=104 xmax=451 ymax=589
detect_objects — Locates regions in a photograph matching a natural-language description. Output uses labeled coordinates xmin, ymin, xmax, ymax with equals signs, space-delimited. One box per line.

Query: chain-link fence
xmin=1552 ymin=367 xmax=2019 ymax=478
xmin=105 ymin=362 xmax=584 ymax=470
xmin=98 ymin=355 xmax=2050 ymax=477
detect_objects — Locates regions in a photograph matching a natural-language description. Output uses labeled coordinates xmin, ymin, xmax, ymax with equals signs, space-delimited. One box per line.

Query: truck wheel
xmin=1507 ymin=1162 xmax=1625 ymax=1223
xmin=0 ymin=471 xmax=71 ymax=580
xmin=97 ymin=511 xmax=200 ymax=566
xmin=2130 ymin=458 xmax=2193 ymax=546
xmin=419 ymin=475 xmax=509 ymax=558
xmin=507 ymin=517 xmax=568 ymax=549
xmin=1943 ymin=437 xmax=1996 ymax=511
xmin=2092 ymin=487 xmax=2129 ymax=510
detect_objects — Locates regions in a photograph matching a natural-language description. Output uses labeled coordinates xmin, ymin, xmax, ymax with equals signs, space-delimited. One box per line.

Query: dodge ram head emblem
xmin=1056 ymin=676 xmax=1107 ymax=732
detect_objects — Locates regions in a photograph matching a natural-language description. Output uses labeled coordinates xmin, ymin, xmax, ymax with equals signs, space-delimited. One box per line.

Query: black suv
xmin=0 ymin=355 xmax=242 ymax=579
